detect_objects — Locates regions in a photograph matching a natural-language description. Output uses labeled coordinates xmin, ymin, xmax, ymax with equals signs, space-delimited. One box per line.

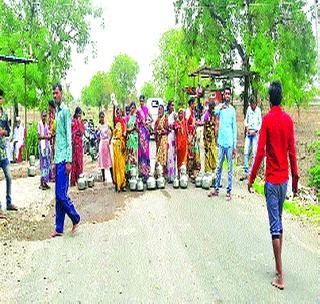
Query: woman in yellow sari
xmin=112 ymin=122 xmax=126 ymax=192
xmin=203 ymin=102 xmax=218 ymax=173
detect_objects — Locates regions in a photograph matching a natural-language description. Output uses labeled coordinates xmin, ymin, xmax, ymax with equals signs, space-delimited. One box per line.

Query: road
xmin=0 ymin=139 xmax=319 ymax=303
xmin=0 ymin=179 xmax=319 ymax=303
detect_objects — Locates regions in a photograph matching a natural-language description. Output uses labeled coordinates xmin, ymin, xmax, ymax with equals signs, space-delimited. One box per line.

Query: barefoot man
xmin=248 ymin=81 xmax=298 ymax=290
xmin=50 ymin=83 xmax=80 ymax=237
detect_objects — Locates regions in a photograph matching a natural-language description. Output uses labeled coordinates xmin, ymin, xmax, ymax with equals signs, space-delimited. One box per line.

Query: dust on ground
xmin=0 ymin=183 xmax=141 ymax=242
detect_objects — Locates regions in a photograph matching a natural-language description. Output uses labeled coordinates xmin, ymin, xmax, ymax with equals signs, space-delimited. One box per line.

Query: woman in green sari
xmin=126 ymin=102 xmax=139 ymax=173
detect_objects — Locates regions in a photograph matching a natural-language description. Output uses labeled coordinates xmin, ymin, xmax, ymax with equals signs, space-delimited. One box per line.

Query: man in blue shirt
xmin=208 ymin=87 xmax=237 ymax=201
xmin=50 ymin=83 xmax=80 ymax=237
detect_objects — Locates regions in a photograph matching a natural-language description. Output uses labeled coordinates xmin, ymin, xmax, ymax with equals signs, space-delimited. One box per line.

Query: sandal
xmin=226 ymin=193 xmax=232 ymax=201
xmin=208 ymin=190 xmax=219 ymax=197
xmin=6 ymin=204 xmax=18 ymax=211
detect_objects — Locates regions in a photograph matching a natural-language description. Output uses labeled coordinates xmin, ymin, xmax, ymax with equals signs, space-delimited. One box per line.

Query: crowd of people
xmin=0 ymin=81 xmax=299 ymax=290
xmin=0 ymin=85 xmax=265 ymax=215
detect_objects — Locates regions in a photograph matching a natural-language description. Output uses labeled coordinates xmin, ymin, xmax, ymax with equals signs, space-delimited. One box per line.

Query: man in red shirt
xmin=248 ymin=81 xmax=298 ymax=290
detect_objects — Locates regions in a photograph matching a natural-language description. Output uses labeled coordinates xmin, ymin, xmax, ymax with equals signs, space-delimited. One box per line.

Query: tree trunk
xmin=243 ymin=75 xmax=250 ymax=118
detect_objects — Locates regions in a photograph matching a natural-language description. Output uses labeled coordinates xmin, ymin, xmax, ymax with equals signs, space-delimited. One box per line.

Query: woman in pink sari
xmin=70 ymin=107 xmax=85 ymax=186
xmin=137 ymin=95 xmax=153 ymax=181
xmin=97 ymin=111 xmax=113 ymax=184
xmin=167 ymin=101 xmax=176 ymax=182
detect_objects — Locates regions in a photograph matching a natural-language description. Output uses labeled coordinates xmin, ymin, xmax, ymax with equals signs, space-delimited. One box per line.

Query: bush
xmin=24 ymin=122 xmax=39 ymax=160
xmin=309 ymin=131 xmax=320 ymax=190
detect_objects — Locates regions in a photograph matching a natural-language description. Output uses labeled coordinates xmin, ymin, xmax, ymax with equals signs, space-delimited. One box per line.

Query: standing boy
xmin=248 ymin=81 xmax=298 ymax=290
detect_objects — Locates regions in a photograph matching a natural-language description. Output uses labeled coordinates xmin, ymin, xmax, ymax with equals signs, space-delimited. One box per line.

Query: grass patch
xmin=252 ymin=180 xmax=320 ymax=225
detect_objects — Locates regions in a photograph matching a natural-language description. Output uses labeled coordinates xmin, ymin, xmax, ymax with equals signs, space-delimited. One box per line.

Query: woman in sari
xmin=112 ymin=122 xmax=126 ymax=192
xmin=154 ymin=105 xmax=168 ymax=176
xmin=97 ymin=111 xmax=113 ymax=184
xmin=137 ymin=95 xmax=152 ymax=181
xmin=126 ymin=102 xmax=139 ymax=175
xmin=167 ymin=101 xmax=176 ymax=182
xmin=186 ymin=97 xmax=200 ymax=179
xmin=38 ymin=111 xmax=51 ymax=190
xmin=203 ymin=102 xmax=218 ymax=173
xmin=175 ymin=109 xmax=188 ymax=175
xmin=70 ymin=107 xmax=85 ymax=186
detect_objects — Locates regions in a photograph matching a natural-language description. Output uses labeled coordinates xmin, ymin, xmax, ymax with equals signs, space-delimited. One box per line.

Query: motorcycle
xmin=84 ymin=121 xmax=99 ymax=161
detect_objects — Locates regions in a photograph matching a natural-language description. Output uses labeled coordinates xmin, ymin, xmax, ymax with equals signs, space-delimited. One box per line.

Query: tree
xmin=152 ymin=29 xmax=198 ymax=107
xmin=81 ymin=72 xmax=113 ymax=109
xmin=175 ymin=0 xmax=317 ymax=114
xmin=0 ymin=0 xmax=103 ymax=109
xmin=140 ymin=81 xmax=156 ymax=100
xmin=109 ymin=54 xmax=139 ymax=108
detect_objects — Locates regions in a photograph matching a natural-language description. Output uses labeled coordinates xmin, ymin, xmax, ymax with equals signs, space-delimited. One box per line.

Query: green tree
xmin=109 ymin=54 xmax=139 ymax=108
xmin=81 ymin=72 xmax=113 ymax=109
xmin=152 ymin=29 xmax=198 ymax=107
xmin=175 ymin=0 xmax=317 ymax=113
xmin=0 ymin=0 xmax=103 ymax=110
xmin=140 ymin=81 xmax=156 ymax=100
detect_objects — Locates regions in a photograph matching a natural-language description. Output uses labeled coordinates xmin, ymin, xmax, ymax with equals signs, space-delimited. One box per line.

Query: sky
xmin=66 ymin=0 xmax=176 ymax=99
xmin=66 ymin=0 xmax=319 ymax=99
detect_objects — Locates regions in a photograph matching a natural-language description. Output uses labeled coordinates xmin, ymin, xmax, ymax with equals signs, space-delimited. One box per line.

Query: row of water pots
xmin=195 ymin=172 xmax=215 ymax=189
xmin=77 ymin=173 xmax=95 ymax=190
xmin=128 ymin=165 xmax=189 ymax=191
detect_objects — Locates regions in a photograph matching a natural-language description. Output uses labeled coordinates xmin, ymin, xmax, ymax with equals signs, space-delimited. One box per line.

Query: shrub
xmin=24 ymin=122 xmax=39 ymax=160
xmin=309 ymin=131 xmax=320 ymax=191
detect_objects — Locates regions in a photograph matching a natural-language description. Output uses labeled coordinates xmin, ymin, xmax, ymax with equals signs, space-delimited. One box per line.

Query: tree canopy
xmin=81 ymin=72 xmax=113 ymax=109
xmin=152 ymin=29 xmax=198 ymax=107
xmin=0 ymin=0 xmax=103 ymax=109
xmin=109 ymin=54 xmax=139 ymax=108
xmin=140 ymin=81 xmax=156 ymax=100
xmin=175 ymin=0 xmax=317 ymax=110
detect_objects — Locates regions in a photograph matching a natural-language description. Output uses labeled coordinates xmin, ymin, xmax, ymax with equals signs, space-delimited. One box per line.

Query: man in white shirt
xmin=240 ymin=96 xmax=262 ymax=180
xmin=8 ymin=117 xmax=25 ymax=163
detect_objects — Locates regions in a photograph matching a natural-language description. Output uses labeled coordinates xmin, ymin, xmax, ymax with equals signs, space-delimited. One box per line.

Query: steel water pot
xmin=173 ymin=177 xmax=180 ymax=189
xmin=137 ymin=178 xmax=144 ymax=191
xmin=78 ymin=174 xmax=87 ymax=190
xmin=179 ymin=174 xmax=188 ymax=189
xmin=156 ymin=175 xmax=165 ymax=189
xmin=27 ymin=166 xmax=36 ymax=177
xmin=129 ymin=178 xmax=137 ymax=191
xmin=147 ymin=176 xmax=156 ymax=190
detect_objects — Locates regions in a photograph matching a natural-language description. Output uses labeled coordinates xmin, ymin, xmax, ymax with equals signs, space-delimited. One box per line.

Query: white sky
xmin=66 ymin=0 xmax=176 ymax=99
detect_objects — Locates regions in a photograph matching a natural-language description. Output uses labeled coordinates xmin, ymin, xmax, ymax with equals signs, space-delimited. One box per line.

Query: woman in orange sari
xmin=175 ymin=109 xmax=187 ymax=174
xmin=112 ymin=122 xmax=126 ymax=192
xmin=113 ymin=106 xmax=126 ymax=191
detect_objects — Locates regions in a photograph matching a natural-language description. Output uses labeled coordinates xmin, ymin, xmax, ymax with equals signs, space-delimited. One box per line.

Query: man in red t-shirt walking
xmin=248 ymin=81 xmax=298 ymax=290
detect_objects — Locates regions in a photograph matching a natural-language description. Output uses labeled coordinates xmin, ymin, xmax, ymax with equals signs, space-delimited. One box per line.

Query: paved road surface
xmin=0 ymin=140 xmax=319 ymax=303
xmin=0 ymin=181 xmax=319 ymax=303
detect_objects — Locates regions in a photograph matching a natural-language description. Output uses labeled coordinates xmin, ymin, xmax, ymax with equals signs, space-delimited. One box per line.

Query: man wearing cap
xmin=8 ymin=116 xmax=25 ymax=163
xmin=0 ymin=89 xmax=18 ymax=219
